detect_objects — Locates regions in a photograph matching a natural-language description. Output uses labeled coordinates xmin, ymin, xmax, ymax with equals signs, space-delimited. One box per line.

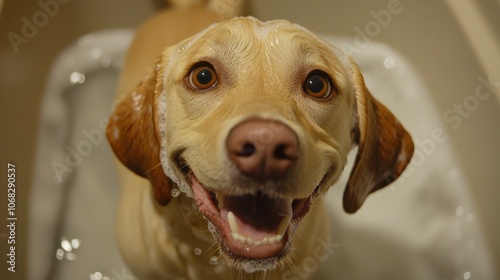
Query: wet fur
xmin=107 ymin=16 xmax=413 ymax=279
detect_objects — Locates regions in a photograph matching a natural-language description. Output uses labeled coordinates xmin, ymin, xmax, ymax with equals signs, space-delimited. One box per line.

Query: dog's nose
xmin=226 ymin=119 xmax=298 ymax=181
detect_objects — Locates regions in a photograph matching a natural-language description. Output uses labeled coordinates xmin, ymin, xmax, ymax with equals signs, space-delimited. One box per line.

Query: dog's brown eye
xmin=304 ymin=72 xmax=332 ymax=99
xmin=189 ymin=64 xmax=217 ymax=90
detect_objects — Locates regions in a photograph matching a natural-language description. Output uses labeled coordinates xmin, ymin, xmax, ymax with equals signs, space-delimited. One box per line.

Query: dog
xmin=106 ymin=16 xmax=414 ymax=279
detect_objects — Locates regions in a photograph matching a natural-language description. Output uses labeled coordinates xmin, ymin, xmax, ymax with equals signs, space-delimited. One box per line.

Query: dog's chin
xmin=179 ymin=160 xmax=326 ymax=273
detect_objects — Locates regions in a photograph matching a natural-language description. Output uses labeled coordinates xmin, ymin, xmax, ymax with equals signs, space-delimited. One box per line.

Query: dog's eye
xmin=303 ymin=72 xmax=332 ymax=99
xmin=188 ymin=64 xmax=218 ymax=90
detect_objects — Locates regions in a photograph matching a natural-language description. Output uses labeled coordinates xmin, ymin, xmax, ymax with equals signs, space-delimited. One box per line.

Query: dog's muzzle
xmin=179 ymin=118 xmax=327 ymax=267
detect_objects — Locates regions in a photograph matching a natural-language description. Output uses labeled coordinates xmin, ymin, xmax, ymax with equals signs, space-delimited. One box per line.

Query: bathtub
xmin=29 ymin=29 xmax=133 ymax=280
xmin=29 ymin=3 xmax=498 ymax=280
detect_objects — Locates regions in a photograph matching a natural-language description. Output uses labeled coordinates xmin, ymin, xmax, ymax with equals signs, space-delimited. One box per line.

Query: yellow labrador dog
xmin=106 ymin=16 xmax=414 ymax=279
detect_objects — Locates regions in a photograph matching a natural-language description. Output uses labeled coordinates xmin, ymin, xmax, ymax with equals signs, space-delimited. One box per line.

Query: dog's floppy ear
xmin=106 ymin=55 xmax=172 ymax=205
xmin=343 ymin=62 xmax=414 ymax=213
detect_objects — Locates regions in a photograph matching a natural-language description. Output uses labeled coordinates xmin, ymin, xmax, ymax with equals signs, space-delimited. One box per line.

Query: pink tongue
xmin=220 ymin=193 xmax=292 ymax=239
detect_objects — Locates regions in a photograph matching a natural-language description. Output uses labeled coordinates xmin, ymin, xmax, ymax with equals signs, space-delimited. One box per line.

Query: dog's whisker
xmin=228 ymin=260 xmax=238 ymax=280
xmin=193 ymin=228 xmax=211 ymax=235
xmin=179 ymin=163 xmax=191 ymax=173
xmin=143 ymin=162 xmax=162 ymax=175
xmin=287 ymin=249 xmax=300 ymax=270
xmin=236 ymin=268 xmax=243 ymax=280
xmin=255 ymin=270 xmax=263 ymax=280
xmin=207 ymin=241 xmax=220 ymax=257
xmin=194 ymin=227 xmax=210 ymax=232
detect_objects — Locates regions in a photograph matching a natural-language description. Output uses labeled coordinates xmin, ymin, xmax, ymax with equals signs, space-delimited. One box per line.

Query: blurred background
xmin=0 ymin=0 xmax=499 ymax=279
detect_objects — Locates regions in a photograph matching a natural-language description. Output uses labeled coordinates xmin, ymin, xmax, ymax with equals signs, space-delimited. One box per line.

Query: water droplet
xmin=90 ymin=47 xmax=102 ymax=59
xmin=210 ymin=256 xmax=219 ymax=265
xmin=171 ymin=188 xmax=180 ymax=197
xmin=383 ymin=57 xmax=395 ymax=69
xmin=100 ymin=57 xmax=111 ymax=68
xmin=455 ymin=206 xmax=464 ymax=217
xmin=56 ymin=249 xmax=64 ymax=260
xmin=194 ymin=248 xmax=202 ymax=255
xmin=69 ymin=72 xmax=85 ymax=84
xmin=66 ymin=252 xmax=77 ymax=261
xmin=71 ymin=238 xmax=81 ymax=249
xmin=463 ymin=271 xmax=471 ymax=280
xmin=61 ymin=238 xmax=72 ymax=252
xmin=214 ymin=264 xmax=225 ymax=274
xmin=90 ymin=272 xmax=103 ymax=280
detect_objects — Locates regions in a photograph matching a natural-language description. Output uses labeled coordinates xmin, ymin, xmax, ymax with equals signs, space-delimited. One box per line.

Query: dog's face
xmin=107 ymin=17 xmax=413 ymax=271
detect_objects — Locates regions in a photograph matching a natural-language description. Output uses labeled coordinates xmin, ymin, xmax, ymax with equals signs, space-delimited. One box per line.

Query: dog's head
xmin=107 ymin=17 xmax=413 ymax=271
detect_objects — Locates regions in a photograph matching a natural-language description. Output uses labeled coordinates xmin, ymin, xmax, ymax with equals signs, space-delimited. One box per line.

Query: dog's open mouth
xmin=180 ymin=160 xmax=324 ymax=264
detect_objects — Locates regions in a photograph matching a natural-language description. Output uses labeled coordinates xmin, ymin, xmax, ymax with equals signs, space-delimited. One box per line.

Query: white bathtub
xmin=29 ymin=29 xmax=134 ymax=280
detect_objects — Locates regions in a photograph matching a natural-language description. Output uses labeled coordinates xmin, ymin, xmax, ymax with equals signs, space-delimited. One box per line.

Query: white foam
xmin=157 ymin=50 xmax=194 ymax=198
xmin=239 ymin=257 xmax=278 ymax=274
xmin=206 ymin=221 xmax=279 ymax=273
xmin=251 ymin=19 xmax=289 ymax=40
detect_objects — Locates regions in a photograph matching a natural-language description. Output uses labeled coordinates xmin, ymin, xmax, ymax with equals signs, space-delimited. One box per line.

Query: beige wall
xmin=1 ymin=1 xmax=499 ymax=279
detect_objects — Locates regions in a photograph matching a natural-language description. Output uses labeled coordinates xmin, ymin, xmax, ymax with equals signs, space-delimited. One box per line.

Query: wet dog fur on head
xmin=106 ymin=16 xmax=414 ymax=279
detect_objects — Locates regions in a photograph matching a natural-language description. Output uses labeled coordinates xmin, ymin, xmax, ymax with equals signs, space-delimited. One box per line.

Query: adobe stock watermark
xmin=7 ymin=0 xmax=72 ymax=54
xmin=52 ymin=118 xmax=109 ymax=184
xmin=338 ymin=0 xmax=409 ymax=56
xmin=399 ymin=74 xmax=499 ymax=181
xmin=283 ymin=235 xmax=340 ymax=280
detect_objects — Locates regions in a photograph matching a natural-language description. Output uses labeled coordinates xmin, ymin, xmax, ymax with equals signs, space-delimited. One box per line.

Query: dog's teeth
xmin=228 ymin=212 xmax=286 ymax=246
xmin=275 ymin=234 xmax=283 ymax=242
xmin=277 ymin=216 xmax=291 ymax=236
xmin=227 ymin=211 xmax=239 ymax=234
xmin=232 ymin=233 xmax=239 ymax=241
xmin=246 ymin=237 xmax=254 ymax=245
xmin=237 ymin=235 xmax=246 ymax=243
xmin=231 ymin=233 xmax=283 ymax=246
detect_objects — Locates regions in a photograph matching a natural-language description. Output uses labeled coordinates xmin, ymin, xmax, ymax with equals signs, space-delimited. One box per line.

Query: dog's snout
xmin=226 ymin=119 xmax=299 ymax=181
